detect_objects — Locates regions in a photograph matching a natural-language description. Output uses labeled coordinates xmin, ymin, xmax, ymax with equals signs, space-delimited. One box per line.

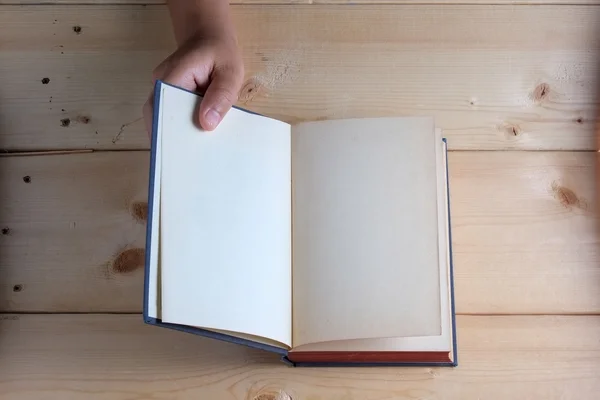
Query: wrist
xmin=168 ymin=0 xmax=237 ymax=46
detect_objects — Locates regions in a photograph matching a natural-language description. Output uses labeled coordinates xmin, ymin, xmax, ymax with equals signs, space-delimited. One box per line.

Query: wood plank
xmin=0 ymin=151 xmax=148 ymax=313
xmin=0 ymin=150 xmax=598 ymax=314
xmin=451 ymin=151 xmax=600 ymax=314
xmin=0 ymin=314 xmax=599 ymax=399
xmin=0 ymin=5 xmax=598 ymax=151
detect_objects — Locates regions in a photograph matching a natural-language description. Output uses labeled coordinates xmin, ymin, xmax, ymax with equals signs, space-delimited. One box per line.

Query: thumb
xmin=198 ymin=65 xmax=244 ymax=131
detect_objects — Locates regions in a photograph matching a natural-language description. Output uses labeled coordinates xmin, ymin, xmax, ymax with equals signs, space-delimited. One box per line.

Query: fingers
xmin=198 ymin=64 xmax=244 ymax=131
xmin=144 ymin=43 xmax=244 ymax=134
xmin=143 ymin=50 xmax=211 ymax=136
xmin=158 ymin=52 xmax=212 ymax=93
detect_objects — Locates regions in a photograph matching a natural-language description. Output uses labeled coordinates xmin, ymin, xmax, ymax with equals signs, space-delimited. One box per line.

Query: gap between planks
xmin=3 ymin=311 xmax=600 ymax=316
xmin=1 ymin=149 xmax=598 ymax=156
xmin=2 ymin=1 xmax=600 ymax=4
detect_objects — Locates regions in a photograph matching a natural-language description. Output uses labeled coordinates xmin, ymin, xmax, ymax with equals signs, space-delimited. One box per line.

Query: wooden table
xmin=1 ymin=1 xmax=599 ymax=399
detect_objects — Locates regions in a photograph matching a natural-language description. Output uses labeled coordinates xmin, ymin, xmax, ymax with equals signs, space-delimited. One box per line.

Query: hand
xmin=143 ymin=30 xmax=244 ymax=134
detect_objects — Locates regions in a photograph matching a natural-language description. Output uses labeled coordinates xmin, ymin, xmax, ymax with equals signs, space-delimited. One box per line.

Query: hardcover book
xmin=143 ymin=80 xmax=457 ymax=367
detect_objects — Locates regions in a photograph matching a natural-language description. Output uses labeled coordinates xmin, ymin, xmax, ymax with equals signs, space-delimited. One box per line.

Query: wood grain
xmin=0 ymin=151 xmax=598 ymax=314
xmin=0 ymin=314 xmax=599 ymax=399
xmin=0 ymin=151 xmax=148 ymax=313
xmin=449 ymin=152 xmax=600 ymax=314
xmin=451 ymin=151 xmax=600 ymax=314
xmin=1 ymin=5 xmax=599 ymax=151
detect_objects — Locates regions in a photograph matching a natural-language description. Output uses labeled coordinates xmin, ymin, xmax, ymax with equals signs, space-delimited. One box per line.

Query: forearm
xmin=166 ymin=0 xmax=236 ymax=45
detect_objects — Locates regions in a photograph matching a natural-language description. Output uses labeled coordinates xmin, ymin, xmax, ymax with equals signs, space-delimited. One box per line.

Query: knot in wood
xmin=239 ymin=78 xmax=263 ymax=103
xmin=111 ymin=248 xmax=145 ymax=274
xmin=532 ymin=83 xmax=550 ymax=102
xmin=499 ymin=122 xmax=521 ymax=138
xmin=76 ymin=115 xmax=91 ymax=124
xmin=130 ymin=201 xmax=148 ymax=223
xmin=252 ymin=390 xmax=292 ymax=400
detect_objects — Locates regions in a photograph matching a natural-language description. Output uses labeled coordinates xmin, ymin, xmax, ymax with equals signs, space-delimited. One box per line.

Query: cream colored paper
xmin=291 ymin=117 xmax=442 ymax=347
xmin=157 ymin=83 xmax=292 ymax=347
xmin=291 ymin=134 xmax=452 ymax=352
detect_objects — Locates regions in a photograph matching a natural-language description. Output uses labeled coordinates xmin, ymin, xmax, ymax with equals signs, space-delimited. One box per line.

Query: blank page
xmin=157 ymin=82 xmax=292 ymax=348
xmin=291 ymin=117 xmax=441 ymax=347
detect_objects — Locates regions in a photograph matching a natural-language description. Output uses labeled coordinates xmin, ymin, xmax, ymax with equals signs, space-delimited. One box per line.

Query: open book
xmin=143 ymin=81 xmax=457 ymax=367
